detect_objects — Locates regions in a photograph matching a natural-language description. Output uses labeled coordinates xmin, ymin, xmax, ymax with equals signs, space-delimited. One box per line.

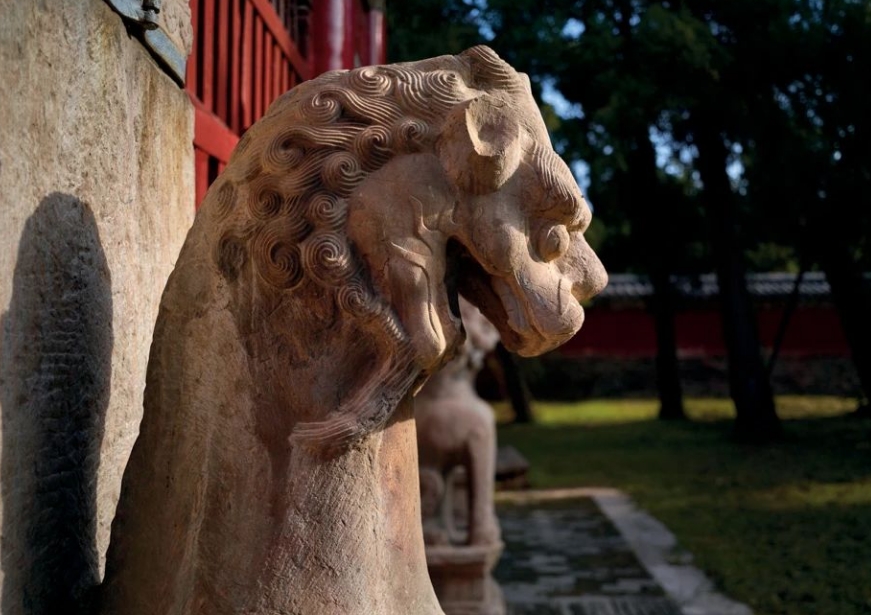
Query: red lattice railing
xmin=186 ymin=0 xmax=386 ymax=208
xmin=187 ymin=0 xmax=312 ymax=206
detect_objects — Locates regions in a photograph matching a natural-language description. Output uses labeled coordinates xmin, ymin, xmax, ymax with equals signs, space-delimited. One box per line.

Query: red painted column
xmin=311 ymin=0 xmax=356 ymax=74
xmin=355 ymin=0 xmax=370 ymax=66
xmin=344 ymin=0 xmax=356 ymax=67
xmin=368 ymin=6 xmax=386 ymax=65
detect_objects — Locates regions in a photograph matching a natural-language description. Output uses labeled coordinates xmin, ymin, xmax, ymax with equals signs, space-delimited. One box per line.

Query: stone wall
xmin=0 ymin=1 xmax=194 ymax=612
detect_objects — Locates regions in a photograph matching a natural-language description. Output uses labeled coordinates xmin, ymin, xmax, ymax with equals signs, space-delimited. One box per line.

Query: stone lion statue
xmin=99 ymin=46 xmax=606 ymax=615
xmin=418 ymin=297 xmax=502 ymax=548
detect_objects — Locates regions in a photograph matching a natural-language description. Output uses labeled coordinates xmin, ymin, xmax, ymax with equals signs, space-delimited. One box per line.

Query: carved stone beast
xmin=99 ymin=46 xmax=607 ymax=615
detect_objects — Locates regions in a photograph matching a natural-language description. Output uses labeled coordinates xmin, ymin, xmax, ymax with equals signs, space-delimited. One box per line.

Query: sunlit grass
xmin=493 ymin=395 xmax=857 ymax=425
xmin=496 ymin=396 xmax=871 ymax=615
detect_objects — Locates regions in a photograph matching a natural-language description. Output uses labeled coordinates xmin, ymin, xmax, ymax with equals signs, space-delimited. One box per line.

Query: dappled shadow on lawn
xmin=497 ymin=413 xmax=871 ymax=615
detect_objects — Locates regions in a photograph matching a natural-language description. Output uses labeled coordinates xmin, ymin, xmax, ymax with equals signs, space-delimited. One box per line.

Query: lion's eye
xmin=538 ymin=225 xmax=570 ymax=262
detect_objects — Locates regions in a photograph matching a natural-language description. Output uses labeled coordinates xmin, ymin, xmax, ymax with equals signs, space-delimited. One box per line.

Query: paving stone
xmin=493 ymin=491 xmax=756 ymax=615
xmin=506 ymin=602 xmax=567 ymax=615
xmin=505 ymin=597 xmax=683 ymax=615
xmin=495 ymin=498 xmax=665 ymax=603
xmin=495 ymin=497 xmax=682 ymax=614
xmin=565 ymin=597 xmax=683 ymax=614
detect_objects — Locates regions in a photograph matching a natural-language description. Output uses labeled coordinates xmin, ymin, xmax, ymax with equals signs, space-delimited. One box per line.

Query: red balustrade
xmin=186 ymin=0 xmax=387 ymax=208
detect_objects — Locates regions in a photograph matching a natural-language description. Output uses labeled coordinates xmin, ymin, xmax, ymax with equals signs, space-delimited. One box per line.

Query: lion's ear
xmin=437 ymin=95 xmax=522 ymax=195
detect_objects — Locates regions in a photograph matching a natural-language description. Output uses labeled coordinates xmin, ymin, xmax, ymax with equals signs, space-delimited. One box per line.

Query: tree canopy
xmin=389 ymin=0 xmax=870 ymax=271
xmin=388 ymin=0 xmax=871 ymax=435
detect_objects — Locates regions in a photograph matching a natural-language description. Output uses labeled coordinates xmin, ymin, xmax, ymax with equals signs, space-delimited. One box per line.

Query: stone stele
xmin=417 ymin=297 xmax=506 ymax=615
xmin=98 ymin=46 xmax=607 ymax=615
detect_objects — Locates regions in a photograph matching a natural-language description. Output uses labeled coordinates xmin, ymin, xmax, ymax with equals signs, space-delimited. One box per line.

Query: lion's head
xmin=198 ymin=46 xmax=606 ymax=449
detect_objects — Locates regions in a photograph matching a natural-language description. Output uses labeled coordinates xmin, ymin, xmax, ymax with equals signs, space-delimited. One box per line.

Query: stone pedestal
xmin=426 ymin=543 xmax=506 ymax=615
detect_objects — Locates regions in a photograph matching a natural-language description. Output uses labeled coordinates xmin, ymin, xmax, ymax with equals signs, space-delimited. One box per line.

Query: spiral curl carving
xmin=262 ymin=134 xmax=306 ymax=171
xmin=346 ymin=66 xmax=393 ymax=97
xmin=318 ymin=87 xmax=403 ymax=126
xmin=247 ymin=179 xmax=286 ymax=220
xmin=252 ymin=219 xmax=308 ymax=289
xmin=394 ymin=79 xmax=433 ymax=120
xmin=321 ymin=152 xmax=364 ymax=196
xmin=423 ymin=72 xmax=464 ymax=113
xmin=290 ymin=125 xmax=359 ymax=150
xmin=393 ymin=118 xmax=430 ymax=153
xmin=395 ymin=72 xmax=461 ymax=120
xmin=306 ymin=191 xmax=348 ymax=228
xmin=336 ymin=279 xmax=379 ymax=319
xmin=300 ymin=232 xmax=355 ymax=285
xmin=301 ymin=91 xmax=342 ymax=124
xmin=272 ymin=149 xmax=334 ymax=196
xmin=212 ymin=180 xmax=237 ymax=219
xmin=353 ymin=125 xmax=392 ymax=170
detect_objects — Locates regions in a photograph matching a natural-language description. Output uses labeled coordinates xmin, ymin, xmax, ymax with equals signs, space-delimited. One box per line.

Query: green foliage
xmin=745 ymin=242 xmax=801 ymax=273
xmin=386 ymin=0 xmax=486 ymax=61
xmin=497 ymin=397 xmax=871 ymax=615
xmin=387 ymin=0 xmax=871 ymax=275
xmin=389 ymin=0 xmax=871 ymax=425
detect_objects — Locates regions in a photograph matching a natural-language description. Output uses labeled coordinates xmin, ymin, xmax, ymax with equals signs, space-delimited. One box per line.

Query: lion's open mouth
xmin=446 ymin=239 xmax=524 ymax=351
xmin=445 ymin=239 xmax=585 ymax=357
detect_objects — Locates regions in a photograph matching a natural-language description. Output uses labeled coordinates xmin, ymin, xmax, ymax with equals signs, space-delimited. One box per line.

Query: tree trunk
xmin=494 ymin=342 xmax=534 ymax=424
xmin=629 ymin=138 xmax=686 ymax=420
xmin=694 ymin=122 xmax=781 ymax=441
xmin=766 ymin=266 xmax=806 ymax=378
xmin=650 ymin=267 xmax=686 ymax=419
xmin=816 ymin=228 xmax=871 ymax=409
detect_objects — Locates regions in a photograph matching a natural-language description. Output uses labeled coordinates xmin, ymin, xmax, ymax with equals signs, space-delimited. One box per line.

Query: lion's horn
xmin=460 ymin=46 xmax=524 ymax=93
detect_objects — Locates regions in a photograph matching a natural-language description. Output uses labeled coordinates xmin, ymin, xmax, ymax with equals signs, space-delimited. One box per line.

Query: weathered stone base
xmin=427 ymin=543 xmax=506 ymax=615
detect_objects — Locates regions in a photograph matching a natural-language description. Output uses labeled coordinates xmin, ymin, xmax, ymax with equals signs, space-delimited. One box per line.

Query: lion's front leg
xmin=465 ymin=399 xmax=501 ymax=546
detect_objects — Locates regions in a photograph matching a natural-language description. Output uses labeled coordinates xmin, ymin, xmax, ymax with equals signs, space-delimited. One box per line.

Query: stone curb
xmin=496 ymin=488 xmax=754 ymax=615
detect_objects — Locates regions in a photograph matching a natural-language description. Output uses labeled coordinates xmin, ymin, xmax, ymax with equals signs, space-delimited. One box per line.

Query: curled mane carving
xmin=201 ymin=46 xmax=526 ymax=454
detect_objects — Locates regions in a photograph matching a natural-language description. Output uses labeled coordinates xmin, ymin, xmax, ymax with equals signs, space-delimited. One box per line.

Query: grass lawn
xmin=495 ymin=396 xmax=871 ymax=615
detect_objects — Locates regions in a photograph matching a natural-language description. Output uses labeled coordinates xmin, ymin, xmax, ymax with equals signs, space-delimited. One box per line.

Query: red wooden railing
xmin=186 ymin=0 xmax=312 ymax=206
xmin=186 ymin=0 xmax=386 ymax=208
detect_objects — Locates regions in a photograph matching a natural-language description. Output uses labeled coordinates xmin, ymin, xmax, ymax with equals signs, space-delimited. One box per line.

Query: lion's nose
xmin=572 ymin=263 xmax=607 ymax=303
xmin=565 ymin=235 xmax=608 ymax=303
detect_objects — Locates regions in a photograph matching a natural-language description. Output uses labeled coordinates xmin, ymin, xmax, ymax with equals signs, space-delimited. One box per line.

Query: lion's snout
xmin=571 ymin=260 xmax=608 ymax=304
xmin=565 ymin=234 xmax=608 ymax=304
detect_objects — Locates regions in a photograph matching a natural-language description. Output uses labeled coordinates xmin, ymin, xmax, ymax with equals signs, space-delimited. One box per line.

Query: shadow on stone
xmin=1 ymin=193 xmax=113 ymax=615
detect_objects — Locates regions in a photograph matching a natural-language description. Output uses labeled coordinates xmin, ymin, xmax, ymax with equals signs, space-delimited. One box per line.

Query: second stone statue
xmin=417 ymin=297 xmax=506 ymax=615
xmin=99 ymin=46 xmax=607 ymax=615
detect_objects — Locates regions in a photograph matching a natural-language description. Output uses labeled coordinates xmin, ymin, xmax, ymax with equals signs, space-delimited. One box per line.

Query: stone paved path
xmin=493 ymin=490 xmax=752 ymax=615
